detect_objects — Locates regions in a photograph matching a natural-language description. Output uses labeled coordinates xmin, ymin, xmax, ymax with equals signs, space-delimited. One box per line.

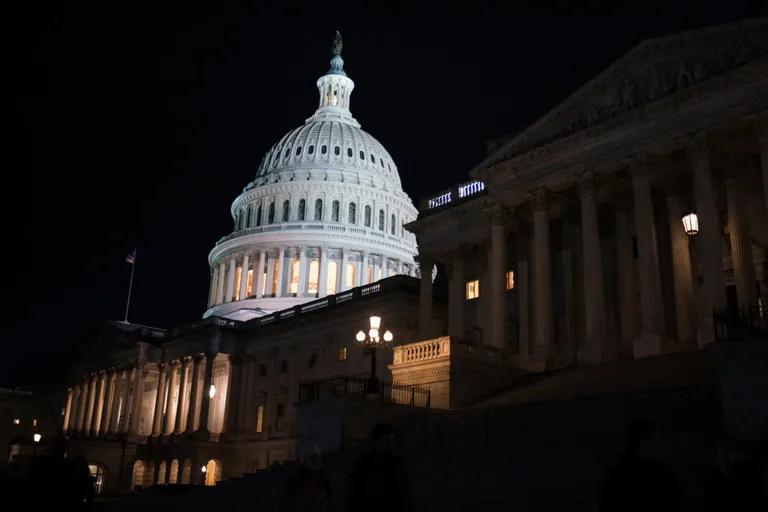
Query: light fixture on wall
xmin=209 ymin=385 xmax=216 ymax=399
xmin=33 ymin=433 xmax=42 ymax=443
xmin=201 ymin=465 xmax=207 ymax=473
xmin=682 ymin=210 xmax=699 ymax=237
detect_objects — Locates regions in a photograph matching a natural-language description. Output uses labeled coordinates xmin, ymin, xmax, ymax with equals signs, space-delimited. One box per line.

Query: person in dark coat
xmin=282 ymin=446 xmax=333 ymax=512
xmin=347 ymin=423 xmax=412 ymax=512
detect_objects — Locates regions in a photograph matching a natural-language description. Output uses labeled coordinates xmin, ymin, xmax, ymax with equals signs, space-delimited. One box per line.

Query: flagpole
xmin=124 ymin=252 xmax=136 ymax=323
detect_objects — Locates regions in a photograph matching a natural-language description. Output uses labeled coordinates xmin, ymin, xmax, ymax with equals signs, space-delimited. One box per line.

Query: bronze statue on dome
xmin=332 ymin=30 xmax=343 ymax=56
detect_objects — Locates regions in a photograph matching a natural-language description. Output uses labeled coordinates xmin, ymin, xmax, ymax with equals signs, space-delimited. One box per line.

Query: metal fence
xmin=298 ymin=375 xmax=431 ymax=408
xmin=713 ymin=301 xmax=768 ymax=342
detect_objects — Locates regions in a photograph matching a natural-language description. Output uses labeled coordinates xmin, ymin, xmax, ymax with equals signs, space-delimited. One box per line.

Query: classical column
xmin=418 ymin=256 xmax=434 ymax=339
xmin=197 ymin=354 xmax=215 ymax=435
xmin=666 ymin=194 xmax=697 ymax=345
xmin=130 ymin=366 xmax=147 ymax=435
xmin=488 ymin=207 xmax=508 ymax=348
xmin=152 ymin=364 xmax=169 ymax=437
xmin=216 ymin=262 xmax=226 ymax=304
xmin=339 ymin=250 xmax=348 ymax=291
xmin=84 ymin=375 xmax=97 ymax=436
xmin=225 ymin=258 xmax=237 ymax=302
xmin=615 ymin=206 xmax=639 ymax=358
xmin=77 ymin=379 xmax=89 ymax=434
xmin=758 ymin=127 xmax=768 ymax=213
xmin=109 ymin=370 xmax=125 ymax=433
xmin=91 ymin=371 xmax=107 ymax=436
xmin=101 ymin=370 xmax=117 ymax=436
xmin=688 ymin=135 xmax=727 ymax=346
xmin=223 ymin=356 xmax=241 ymax=435
xmin=726 ymin=176 xmax=757 ymax=308
xmin=448 ymin=248 xmax=465 ymax=340
xmin=239 ymin=253 xmax=250 ymax=300
xmin=236 ymin=360 xmax=251 ymax=434
xmin=255 ymin=250 xmax=266 ymax=298
xmin=162 ymin=362 xmax=180 ymax=435
xmin=63 ymin=388 xmax=73 ymax=433
xmin=295 ymin=247 xmax=307 ymax=296
xmin=70 ymin=384 xmax=81 ymax=434
xmin=516 ymin=230 xmax=530 ymax=358
xmin=578 ymin=177 xmax=608 ymax=363
xmin=360 ymin=251 xmax=369 ymax=285
xmin=275 ymin=248 xmax=286 ymax=297
xmin=530 ymin=189 xmax=553 ymax=363
xmin=383 ymin=258 xmax=391 ymax=278
xmin=318 ymin=247 xmax=329 ymax=297
xmin=186 ymin=355 xmax=203 ymax=433
xmin=209 ymin=266 xmax=219 ymax=307
xmin=631 ymin=161 xmax=669 ymax=357
xmin=175 ymin=357 xmax=192 ymax=433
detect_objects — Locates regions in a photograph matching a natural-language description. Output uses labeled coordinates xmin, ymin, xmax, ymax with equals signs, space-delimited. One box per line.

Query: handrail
xmin=713 ymin=300 xmax=768 ymax=342
xmin=298 ymin=374 xmax=431 ymax=408
xmin=421 ymin=179 xmax=487 ymax=213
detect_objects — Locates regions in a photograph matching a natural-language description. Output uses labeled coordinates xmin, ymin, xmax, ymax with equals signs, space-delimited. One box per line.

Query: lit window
xmin=327 ymin=260 xmax=338 ymax=295
xmin=466 ymin=279 xmax=480 ymax=300
xmin=33 ymin=419 xmax=37 ymax=427
xmin=289 ymin=260 xmax=300 ymax=294
xmin=307 ymin=260 xmax=320 ymax=295
xmin=246 ymin=269 xmax=254 ymax=297
xmin=256 ymin=404 xmax=264 ymax=433
xmin=338 ymin=346 xmax=348 ymax=361
xmin=271 ymin=259 xmax=280 ymax=295
xmin=89 ymin=464 xmax=105 ymax=495
xmin=346 ymin=262 xmax=356 ymax=288
xmin=506 ymin=271 xmax=515 ymax=290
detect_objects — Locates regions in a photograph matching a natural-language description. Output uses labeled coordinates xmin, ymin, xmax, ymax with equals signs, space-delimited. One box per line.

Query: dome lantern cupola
xmin=311 ymin=31 xmax=358 ymax=125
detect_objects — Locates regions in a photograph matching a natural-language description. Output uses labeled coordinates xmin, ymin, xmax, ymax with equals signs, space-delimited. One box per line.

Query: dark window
xmin=295 ymin=146 xmax=302 ymax=156
xmin=308 ymin=350 xmax=317 ymax=368
xmin=347 ymin=147 xmax=353 ymax=158
xmin=391 ymin=214 xmax=396 ymax=235
xmin=632 ymin=236 xmax=638 ymax=259
xmin=282 ymin=200 xmax=290 ymax=222
xmin=359 ymin=150 xmax=365 ymax=160
xmin=378 ymin=209 xmax=385 ymax=231
xmin=348 ymin=202 xmax=356 ymax=224
xmin=275 ymin=403 xmax=285 ymax=430
xmin=334 ymin=146 xmax=340 ymax=156
xmin=321 ymin=145 xmax=327 ymax=154
xmin=380 ymin=159 xmax=384 ymax=168
xmin=259 ymin=364 xmax=267 ymax=377
xmin=370 ymin=154 xmax=375 ymax=163
xmin=256 ymin=205 xmax=262 ymax=226
xmin=332 ymin=200 xmax=340 ymax=222
xmin=298 ymin=199 xmax=306 ymax=221
xmin=280 ymin=360 xmax=288 ymax=373
xmin=308 ymin=145 xmax=314 ymax=155
xmin=268 ymin=202 xmax=275 ymax=224
xmin=283 ymin=148 xmax=290 ymax=159
xmin=314 ymin=199 xmax=323 ymax=221
xmin=245 ymin=206 xmax=251 ymax=229
xmin=364 ymin=205 xmax=372 ymax=227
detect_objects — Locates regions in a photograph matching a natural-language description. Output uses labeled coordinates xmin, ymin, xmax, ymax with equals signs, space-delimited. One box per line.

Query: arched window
xmin=268 ymin=202 xmax=275 ymax=224
xmin=391 ymin=214 xmax=396 ymax=235
xmin=348 ymin=202 xmax=357 ymax=224
xmin=204 ymin=459 xmax=222 ymax=486
xmin=298 ymin=199 xmax=306 ymax=221
xmin=256 ymin=205 xmax=262 ymax=226
xmin=308 ymin=145 xmax=314 ymax=155
xmin=331 ymin=200 xmax=340 ymax=222
xmin=347 ymin=147 xmax=353 ymax=158
xmin=245 ymin=205 xmax=251 ymax=229
xmin=295 ymin=146 xmax=302 ymax=156
xmin=157 ymin=460 xmax=167 ymax=484
xmin=181 ymin=459 xmax=191 ymax=485
xmin=346 ymin=262 xmax=356 ymax=289
xmin=142 ymin=461 xmax=155 ymax=488
xmin=378 ymin=209 xmax=385 ymax=231
xmin=334 ymin=146 xmax=340 ymax=156
xmin=131 ymin=460 xmax=145 ymax=490
xmin=359 ymin=150 xmax=365 ymax=160
xmin=282 ymin=200 xmax=290 ymax=222
xmin=308 ymin=260 xmax=320 ymax=295
xmin=88 ymin=464 xmax=106 ymax=494
xmin=364 ymin=205 xmax=372 ymax=227
xmin=321 ymin=145 xmax=327 ymax=155
xmin=289 ymin=259 xmax=300 ymax=294
xmin=314 ymin=199 xmax=323 ymax=221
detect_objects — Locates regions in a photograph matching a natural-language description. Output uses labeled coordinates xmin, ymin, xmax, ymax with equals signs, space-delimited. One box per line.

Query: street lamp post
xmin=32 ymin=433 xmax=41 ymax=457
xmin=355 ymin=316 xmax=394 ymax=392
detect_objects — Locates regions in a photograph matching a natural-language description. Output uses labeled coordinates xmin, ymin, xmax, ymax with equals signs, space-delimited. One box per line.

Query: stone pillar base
xmin=633 ymin=334 xmax=674 ymax=359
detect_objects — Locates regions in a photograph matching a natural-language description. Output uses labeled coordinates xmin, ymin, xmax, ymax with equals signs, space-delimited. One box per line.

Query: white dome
xmin=204 ymin=35 xmax=418 ymax=320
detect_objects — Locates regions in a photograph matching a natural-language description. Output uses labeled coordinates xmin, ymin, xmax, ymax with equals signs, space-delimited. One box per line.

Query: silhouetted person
xmin=347 ymin=423 xmax=412 ymax=512
xmin=599 ymin=419 xmax=681 ymax=512
xmin=282 ymin=446 xmax=333 ymax=512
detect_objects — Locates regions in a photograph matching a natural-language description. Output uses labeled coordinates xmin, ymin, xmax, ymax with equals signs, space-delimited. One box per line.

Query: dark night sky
xmin=5 ymin=1 xmax=767 ymax=389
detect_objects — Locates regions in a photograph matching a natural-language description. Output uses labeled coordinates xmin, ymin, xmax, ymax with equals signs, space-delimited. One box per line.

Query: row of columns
xmin=422 ymin=131 xmax=767 ymax=363
xmin=63 ymin=353 xmax=221 ymax=439
xmin=209 ymin=247 xmax=415 ymax=307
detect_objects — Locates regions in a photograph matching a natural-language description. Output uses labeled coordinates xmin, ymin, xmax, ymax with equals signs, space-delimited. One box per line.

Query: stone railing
xmin=392 ymin=336 xmax=451 ymax=365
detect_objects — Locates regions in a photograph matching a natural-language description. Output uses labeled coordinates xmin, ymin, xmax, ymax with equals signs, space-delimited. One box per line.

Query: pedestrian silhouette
xmin=281 ymin=445 xmax=333 ymax=512
xmin=347 ymin=423 xmax=412 ymax=512
xmin=599 ymin=418 xmax=681 ymax=512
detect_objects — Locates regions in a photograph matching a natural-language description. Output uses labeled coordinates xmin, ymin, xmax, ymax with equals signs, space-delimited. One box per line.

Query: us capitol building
xmin=58 ymin=20 xmax=768 ymax=496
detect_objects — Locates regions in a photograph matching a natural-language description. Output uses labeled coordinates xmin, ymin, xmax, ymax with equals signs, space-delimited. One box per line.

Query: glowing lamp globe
xmin=201 ymin=465 xmax=207 ymax=473
xmin=383 ymin=330 xmax=394 ymax=342
xmin=369 ymin=316 xmax=381 ymax=329
xmin=356 ymin=330 xmax=366 ymax=342
xmin=33 ymin=433 xmax=42 ymax=443
xmin=682 ymin=211 xmax=699 ymax=236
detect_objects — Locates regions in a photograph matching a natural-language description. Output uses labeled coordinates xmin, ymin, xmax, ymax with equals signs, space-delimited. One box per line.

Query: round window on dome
xmin=296 ymin=146 xmax=302 ymax=156
xmin=347 ymin=148 xmax=353 ymax=158
xmin=321 ymin=145 xmax=327 ymax=155
xmin=334 ymin=146 xmax=340 ymax=156
xmin=284 ymin=148 xmax=290 ymax=159
xmin=308 ymin=145 xmax=314 ymax=155
xmin=359 ymin=151 xmax=365 ymax=160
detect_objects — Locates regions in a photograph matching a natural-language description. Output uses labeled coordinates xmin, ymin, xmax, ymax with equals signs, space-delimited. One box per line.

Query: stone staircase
xmin=97 ymin=349 xmax=722 ymax=511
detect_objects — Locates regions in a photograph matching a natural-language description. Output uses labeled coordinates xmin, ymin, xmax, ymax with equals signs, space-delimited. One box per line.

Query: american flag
xmin=126 ymin=248 xmax=137 ymax=264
